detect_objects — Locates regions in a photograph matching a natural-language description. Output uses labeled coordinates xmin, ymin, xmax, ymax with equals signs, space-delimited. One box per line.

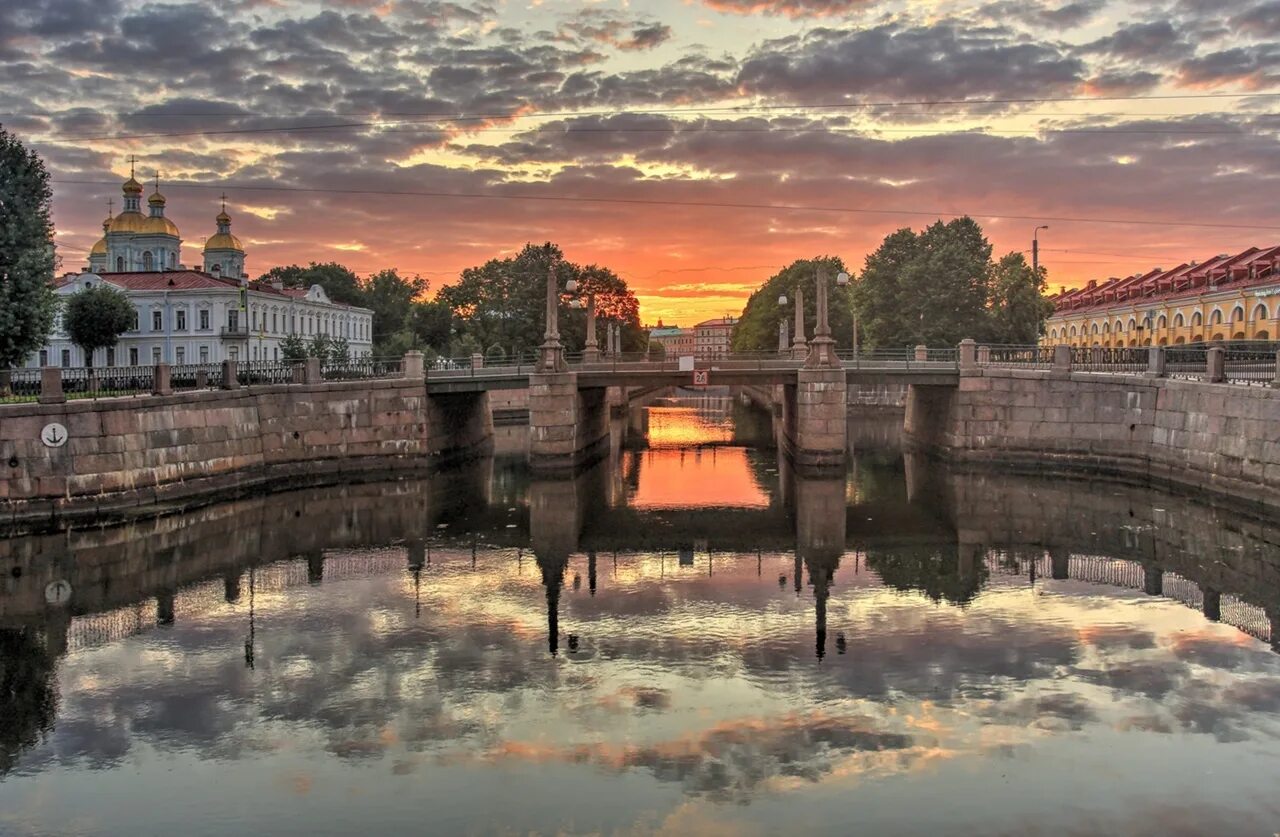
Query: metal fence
xmin=1070 ymin=346 xmax=1148 ymax=373
xmin=1223 ymin=345 xmax=1278 ymax=385
xmin=322 ymin=356 xmax=403 ymax=381
xmin=237 ymin=360 xmax=297 ymax=386
xmin=979 ymin=344 xmax=1054 ymax=369
xmin=1166 ymin=345 xmax=1209 ymax=380
xmin=61 ymin=365 xmax=155 ymax=399
xmin=0 ymin=368 xmax=42 ymax=403
xmin=171 ymin=363 xmax=222 ymax=391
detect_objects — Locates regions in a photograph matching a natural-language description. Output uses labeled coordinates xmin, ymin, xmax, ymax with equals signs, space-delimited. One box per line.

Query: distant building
xmin=693 ymin=317 xmax=737 ymax=359
xmin=1043 ymin=245 xmax=1280 ymax=346
xmin=27 ymin=173 xmax=373 ymax=368
xmin=648 ymin=321 xmax=694 ymax=357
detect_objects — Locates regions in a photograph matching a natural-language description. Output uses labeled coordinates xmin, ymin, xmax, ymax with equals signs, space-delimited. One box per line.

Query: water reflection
xmin=2 ymin=398 xmax=1280 ymax=835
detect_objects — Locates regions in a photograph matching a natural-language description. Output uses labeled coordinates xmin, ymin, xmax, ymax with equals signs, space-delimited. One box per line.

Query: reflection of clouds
xmin=473 ymin=712 xmax=915 ymax=802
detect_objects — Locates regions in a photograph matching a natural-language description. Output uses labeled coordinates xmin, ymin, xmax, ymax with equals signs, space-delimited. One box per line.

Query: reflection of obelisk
xmin=794 ymin=475 xmax=847 ymax=660
xmin=537 ymin=553 xmax=568 ymax=656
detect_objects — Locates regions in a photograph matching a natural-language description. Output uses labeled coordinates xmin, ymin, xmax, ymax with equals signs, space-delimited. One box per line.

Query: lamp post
xmin=777 ymin=291 xmax=789 ymax=353
xmin=791 ymin=286 xmax=807 ymax=359
xmin=805 ymin=266 xmax=846 ymax=369
xmin=1033 ymin=225 xmax=1049 ymax=276
xmin=837 ymin=271 xmax=854 ymax=357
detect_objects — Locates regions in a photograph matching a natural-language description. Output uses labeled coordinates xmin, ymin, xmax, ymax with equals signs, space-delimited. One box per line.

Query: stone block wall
xmin=911 ymin=367 xmax=1280 ymax=508
xmin=785 ymin=368 xmax=848 ymax=470
xmin=0 ymin=378 xmax=446 ymax=525
xmin=527 ymin=373 xmax=610 ymax=472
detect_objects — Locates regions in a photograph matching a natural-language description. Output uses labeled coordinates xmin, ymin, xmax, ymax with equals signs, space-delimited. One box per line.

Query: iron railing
xmin=0 ymin=368 xmax=42 ymax=403
xmin=237 ymin=360 xmax=297 ymax=386
xmin=979 ymin=344 xmax=1054 ymax=368
xmin=1070 ymin=346 xmax=1148 ymax=373
xmin=322 ymin=356 xmax=403 ymax=381
xmin=170 ymin=363 xmax=221 ymax=391
xmin=1223 ymin=345 xmax=1278 ymax=385
xmin=61 ymin=365 xmax=155 ymax=399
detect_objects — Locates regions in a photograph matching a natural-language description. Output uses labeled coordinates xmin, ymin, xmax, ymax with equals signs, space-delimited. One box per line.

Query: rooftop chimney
xmin=272 ymin=279 xmax=284 ymax=291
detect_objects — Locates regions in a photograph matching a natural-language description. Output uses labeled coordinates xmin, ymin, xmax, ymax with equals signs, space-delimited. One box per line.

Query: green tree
xmin=439 ymin=243 xmax=642 ymax=357
xmin=363 ymin=269 xmax=429 ymax=352
xmin=988 ymin=252 xmax=1054 ymax=344
xmin=854 ymin=217 xmax=994 ymax=348
xmin=731 ymin=257 xmax=853 ymax=352
xmin=280 ymin=333 xmax=308 ymax=362
xmin=0 ymin=628 xmax=58 ymax=777
xmin=63 ymin=284 xmax=134 ymax=368
xmin=307 ymin=333 xmax=332 ymax=360
xmin=258 ymin=262 xmax=363 ymax=306
xmin=0 ymin=127 xmax=58 ymax=369
xmin=328 ymin=335 xmax=351 ymax=363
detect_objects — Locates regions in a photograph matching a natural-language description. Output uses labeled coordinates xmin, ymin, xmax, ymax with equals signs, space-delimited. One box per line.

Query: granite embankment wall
xmin=0 ymin=378 xmax=487 ymax=525
xmin=907 ymin=367 xmax=1280 ymax=508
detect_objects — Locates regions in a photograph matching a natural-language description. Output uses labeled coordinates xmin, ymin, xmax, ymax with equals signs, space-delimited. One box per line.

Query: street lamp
xmin=1033 ymin=225 xmax=1049 ymax=275
xmin=777 ymin=292 xmax=790 ymax=351
xmin=836 ymin=272 xmax=854 ymax=355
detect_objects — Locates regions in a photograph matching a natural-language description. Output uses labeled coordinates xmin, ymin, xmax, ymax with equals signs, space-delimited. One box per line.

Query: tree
xmin=307 ymin=333 xmax=332 ymax=360
xmin=731 ymin=257 xmax=853 ymax=352
xmin=853 ymin=217 xmax=994 ymax=348
xmin=328 ymin=335 xmax=351 ymax=363
xmin=280 ymin=333 xmax=308 ymax=362
xmin=0 ymin=127 xmax=58 ymax=369
xmin=439 ymin=243 xmax=642 ymax=356
xmin=363 ymin=268 xmax=429 ymax=352
xmin=988 ymin=252 xmax=1053 ymax=344
xmin=259 ymin=262 xmax=363 ymax=306
xmin=63 ymin=284 xmax=134 ymax=368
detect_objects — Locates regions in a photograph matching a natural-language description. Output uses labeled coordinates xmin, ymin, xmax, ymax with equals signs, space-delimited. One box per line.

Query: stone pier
xmin=782 ymin=368 xmax=848 ymax=471
xmin=528 ymin=373 xmax=610 ymax=472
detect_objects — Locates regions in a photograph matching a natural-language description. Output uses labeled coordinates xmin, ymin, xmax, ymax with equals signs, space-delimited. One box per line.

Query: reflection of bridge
xmin=3 ymin=448 xmax=1279 ymax=659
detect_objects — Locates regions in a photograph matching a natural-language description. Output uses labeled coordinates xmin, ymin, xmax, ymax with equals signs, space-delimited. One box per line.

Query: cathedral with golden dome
xmin=88 ymin=167 xmax=246 ymax=278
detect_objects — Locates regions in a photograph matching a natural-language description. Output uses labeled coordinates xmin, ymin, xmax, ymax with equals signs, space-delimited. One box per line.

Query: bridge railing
xmin=322 ymin=357 xmax=404 ymax=381
xmin=1223 ymin=344 xmax=1279 ymax=386
xmin=978 ymin=344 xmax=1054 ymax=369
xmin=1070 ymin=346 xmax=1149 ymax=373
xmin=58 ymin=365 xmax=157 ymax=399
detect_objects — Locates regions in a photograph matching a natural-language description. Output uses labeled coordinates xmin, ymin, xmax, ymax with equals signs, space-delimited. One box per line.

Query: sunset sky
xmin=6 ymin=0 xmax=1280 ymax=325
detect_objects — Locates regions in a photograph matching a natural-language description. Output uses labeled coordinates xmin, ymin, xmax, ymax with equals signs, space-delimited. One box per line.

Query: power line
xmin=51 ymin=177 xmax=1280 ymax=232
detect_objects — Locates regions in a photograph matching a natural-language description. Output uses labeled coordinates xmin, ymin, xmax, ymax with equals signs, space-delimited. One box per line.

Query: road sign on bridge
xmin=692 ymin=370 xmax=709 ymax=388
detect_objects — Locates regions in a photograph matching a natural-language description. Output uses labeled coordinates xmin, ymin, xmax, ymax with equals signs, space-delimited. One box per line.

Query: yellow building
xmin=1044 ymin=246 xmax=1280 ymax=347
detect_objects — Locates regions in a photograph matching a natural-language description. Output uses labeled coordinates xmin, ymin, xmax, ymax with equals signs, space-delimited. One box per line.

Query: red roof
xmin=60 ymin=270 xmax=242 ymax=292
xmin=1052 ymin=246 xmax=1280 ymax=315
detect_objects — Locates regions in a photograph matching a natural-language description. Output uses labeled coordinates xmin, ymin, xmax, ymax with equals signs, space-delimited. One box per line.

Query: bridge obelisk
xmin=787 ymin=267 xmax=847 ymax=471
xmin=529 ymin=262 xmax=609 ymax=472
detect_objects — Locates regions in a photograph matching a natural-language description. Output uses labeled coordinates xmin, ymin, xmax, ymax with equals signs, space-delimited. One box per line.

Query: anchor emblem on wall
xmin=41 ymin=422 xmax=68 ymax=448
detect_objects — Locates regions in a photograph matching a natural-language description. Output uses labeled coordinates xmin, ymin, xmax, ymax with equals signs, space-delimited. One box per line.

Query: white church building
xmin=27 ymin=173 xmax=374 ymax=368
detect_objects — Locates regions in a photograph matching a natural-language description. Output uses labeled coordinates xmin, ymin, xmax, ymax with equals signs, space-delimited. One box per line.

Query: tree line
xmin=733 ymin=218 xmax=1053 ymax=352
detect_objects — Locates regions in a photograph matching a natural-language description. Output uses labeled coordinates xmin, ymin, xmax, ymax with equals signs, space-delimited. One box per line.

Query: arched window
xmin=1210 ymin=309 xmax=1223 ymax=325
xmin=1102 ymin=322 xmax=1110 ymax=334
xmin=1192 ymin=311 xmax=1203 ymax=327
xmin=1127 ymin=317 xmax=1136 ymax=332
xmin=1091 ymin=323 xmax=1100 ymax=335
xmin=1231 ymin=306 xmax=1244 ymax=323
xmin=142 ymin=251 xmax=153 ymax=271
xmin=1174 ymin=312 xmax=1184 ymax=327
xmin=1253 ymin=303 xmax=1268 ymax=323
xmin=116 ymin=256 xmax=124 ymax=271
xmin=1069 ymin=326 xmax=1077 ymax=337
xmin=1114 ymin=320 xmax=1124 ymax=333
xmin=1158 ymin=314 xmax=1168 ymax=329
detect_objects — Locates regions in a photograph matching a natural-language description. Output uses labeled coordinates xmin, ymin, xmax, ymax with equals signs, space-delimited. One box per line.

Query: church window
xmin=116 ymin=256 xmax=124 ymax=271
xmin=143 ymin=251 xmax=154 ymax=271
xmin=169 ymin=252 xmax=176 ymax=268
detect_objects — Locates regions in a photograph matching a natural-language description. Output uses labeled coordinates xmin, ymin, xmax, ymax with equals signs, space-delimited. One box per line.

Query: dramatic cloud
xmin=736 ymin=23 xmax=1086 ymax=102
xmin=701 ymin=0 xmax=875 ymax=17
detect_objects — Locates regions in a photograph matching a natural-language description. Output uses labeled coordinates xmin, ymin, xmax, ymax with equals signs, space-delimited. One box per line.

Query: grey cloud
xmin=981 ymin=0 xmax=1106 ymax=29
xmin=1178 ymin=44 xmax=1280 ymax=88
xmin=1079 ymin=21 xmax=1192 ymax=62
xmin=736 ymin=23 xmax=1086 ymax=103
xmin=700 ymin=0 xmax=875 ymax=18
xmin=1231 ymin=1 xmax=1280 ymax=36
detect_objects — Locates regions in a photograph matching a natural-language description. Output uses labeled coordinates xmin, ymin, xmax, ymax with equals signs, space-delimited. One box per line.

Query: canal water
xmin=2 ymin=395 xmax=1280 ymax=836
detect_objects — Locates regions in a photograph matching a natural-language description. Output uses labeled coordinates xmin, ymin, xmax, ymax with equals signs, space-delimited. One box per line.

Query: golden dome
xmin=141 ymin=215 xmax=181 ymax=236
xmin=107 ymin=212 xmax=149 ymax=234
xmin=148 ymin=190 xmax=166 ymax=206
xmin=204 ymin=232 xmax=243 ymax=251
xmin=89 ymin=237 xmax=107 ymax=256
xmin=216 ymin=209 xmax=231 ymax=224
xmin=122 ymin=177 xmax=143 ymax=195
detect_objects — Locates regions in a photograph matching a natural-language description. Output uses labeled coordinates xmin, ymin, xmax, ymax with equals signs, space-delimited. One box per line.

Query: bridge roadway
xmin=423 ymin=356 xmax=959 ymax=394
